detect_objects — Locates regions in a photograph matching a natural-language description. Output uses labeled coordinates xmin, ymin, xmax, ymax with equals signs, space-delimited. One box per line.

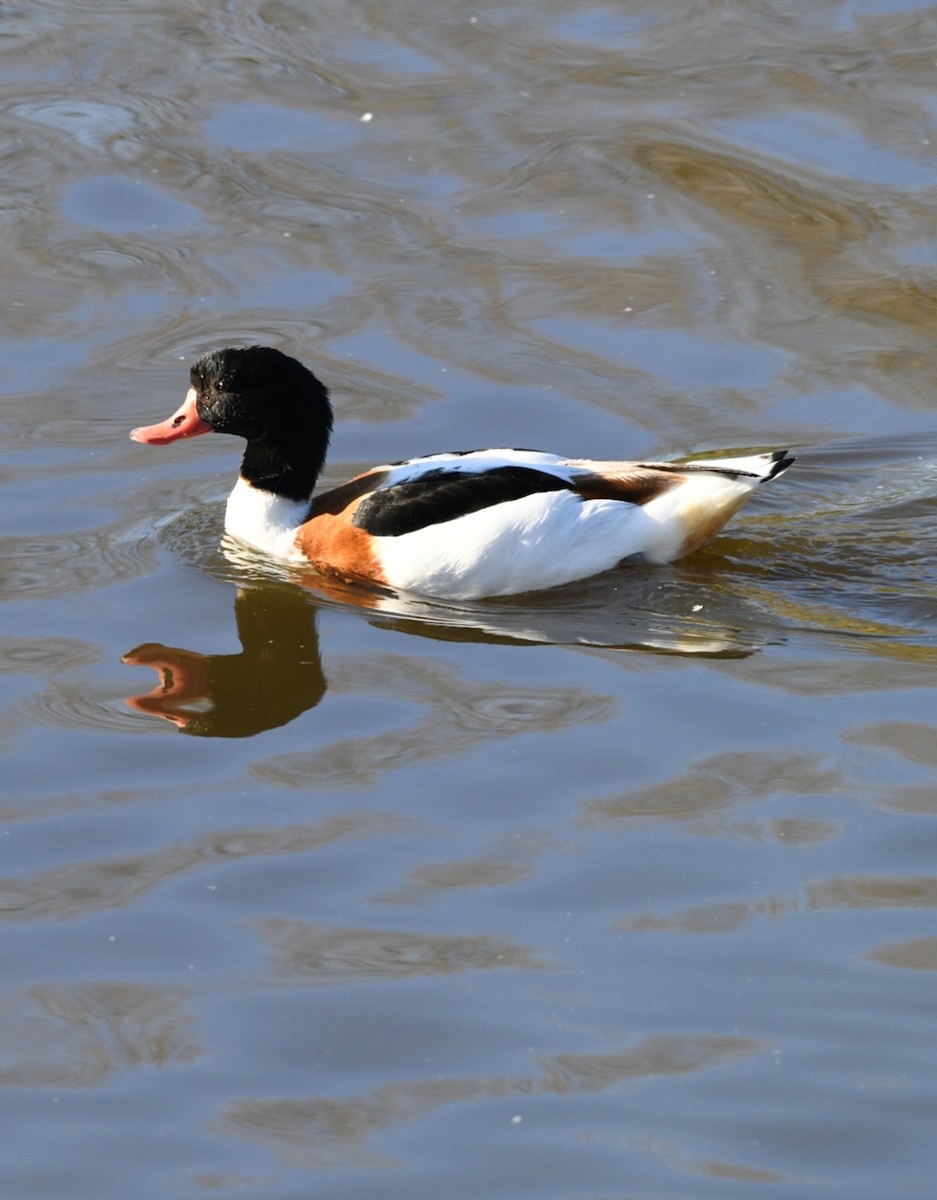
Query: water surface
xmin=2 ymin=1 xmax=937 ymax=1197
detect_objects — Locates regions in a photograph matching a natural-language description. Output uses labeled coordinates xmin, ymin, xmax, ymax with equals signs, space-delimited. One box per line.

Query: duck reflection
xmin=123 ymin=585 xmax=326 ymax=737
xmin=123 ymin=558 xmax=767 ymax=738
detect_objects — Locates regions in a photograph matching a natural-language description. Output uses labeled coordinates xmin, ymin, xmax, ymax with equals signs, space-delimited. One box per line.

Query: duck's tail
xmin=634 ymin=449 xmax=795 ymax=562
xmin=677 ymin=448 xmax=796 ymax=484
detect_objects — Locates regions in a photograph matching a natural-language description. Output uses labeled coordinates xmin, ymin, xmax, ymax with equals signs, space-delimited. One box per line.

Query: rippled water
xmin=3 ymin=1 xmax=937 ymax=1196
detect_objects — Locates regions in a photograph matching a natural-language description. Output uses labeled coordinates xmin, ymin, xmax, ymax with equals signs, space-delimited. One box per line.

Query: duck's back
xmin=294 ymin=448 xmax=793 ymax=599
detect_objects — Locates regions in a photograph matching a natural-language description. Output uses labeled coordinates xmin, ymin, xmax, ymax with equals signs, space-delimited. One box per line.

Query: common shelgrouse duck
xmin=130 ymin=346 xmax=794 ymax=600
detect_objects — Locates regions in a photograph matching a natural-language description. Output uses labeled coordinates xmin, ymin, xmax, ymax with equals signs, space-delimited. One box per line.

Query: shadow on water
xmin=121 ymin=433 xmax=937 ymax=736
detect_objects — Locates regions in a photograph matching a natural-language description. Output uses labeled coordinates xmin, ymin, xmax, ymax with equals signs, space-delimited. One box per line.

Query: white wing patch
xmin=374 ymin=488 xmax=654 ymax=599
xmin=376 ymin=449 xmax=579 ymax=489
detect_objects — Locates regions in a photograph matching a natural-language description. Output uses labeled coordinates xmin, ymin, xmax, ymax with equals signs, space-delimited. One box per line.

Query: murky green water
xmin=2 ymin=1 xmax=937 ymax=1196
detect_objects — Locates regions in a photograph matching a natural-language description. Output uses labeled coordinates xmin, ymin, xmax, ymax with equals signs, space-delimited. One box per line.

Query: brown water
xmin=3 ymin=1 xmax=937 ymax=1196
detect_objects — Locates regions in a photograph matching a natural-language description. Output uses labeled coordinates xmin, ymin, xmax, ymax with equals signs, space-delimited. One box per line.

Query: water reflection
xmin=866 ymin=938 xmax=937 ymax=972
xmin=0 ymin=982 xmax=201 ymax=1088
xmin=122 ymin=551 xmax=776 ymax=737
xmin=122 ymin=575 xmax=765 ymax=738
xmin=0 ymin=812 xmax=404 ymax=923
xmin=253 ymin=917 xmax=548 ymax=981
xmin=253 ymin=652 xmax=615 ymax=789
xmin=124 ymin=585 xmax=326 ymax=737
xmin=217 ymin=1034 xmax=764 ymax=1170
xmin=582 ymin=748 xmax=848 ymax=827
xmin=619 ymin=871 xmax=937 ymax=936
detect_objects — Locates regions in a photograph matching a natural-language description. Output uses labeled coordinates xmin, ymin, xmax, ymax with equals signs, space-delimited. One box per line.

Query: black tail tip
xmin=764 ymin=450 xmax=796 ymax=481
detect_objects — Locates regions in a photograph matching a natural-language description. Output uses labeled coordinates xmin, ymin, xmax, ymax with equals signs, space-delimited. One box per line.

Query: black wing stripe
xmin=353 ymin=466 xmax=572 ymax=538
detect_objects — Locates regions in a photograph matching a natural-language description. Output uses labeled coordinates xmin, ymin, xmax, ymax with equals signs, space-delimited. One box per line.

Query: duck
xmin=130 ymin=345 xmax=794 ymax=600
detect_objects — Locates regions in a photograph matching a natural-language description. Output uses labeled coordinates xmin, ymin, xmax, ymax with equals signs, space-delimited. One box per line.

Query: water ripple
xmin=2 ymin=525 xmax=158 ymax=600
xmin=20 ymin=682 xmax=160 ymax=736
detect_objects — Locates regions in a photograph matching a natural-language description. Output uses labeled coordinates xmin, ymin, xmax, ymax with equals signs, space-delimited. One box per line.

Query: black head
xmin=191 ymin=346 xmax=333 ymax=501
